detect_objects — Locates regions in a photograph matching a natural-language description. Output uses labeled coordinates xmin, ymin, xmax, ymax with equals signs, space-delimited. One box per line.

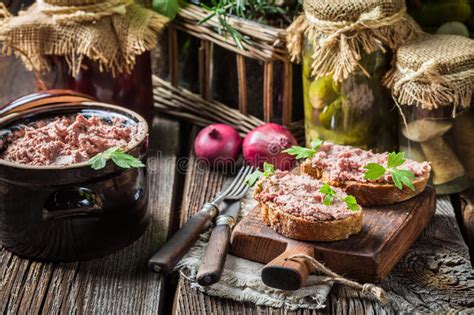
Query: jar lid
xmin=305 ymin=0 xmax=405 ymax=22
xmin=385 ymin=34 xmax=474 ymax=110
xmin=286 ymin=0 xmax=421 ymax=82
xmin=0 ymin=0 xmax=168 ymax=76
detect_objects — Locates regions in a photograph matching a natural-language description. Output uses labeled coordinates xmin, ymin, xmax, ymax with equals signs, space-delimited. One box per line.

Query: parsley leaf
xmin=343 ymin=195 xmax=359 ymax=211
xmin=363 ymin=152 xmax=416 ymax=191
xmin=245 ymin=162 xmax=275 ymax=187
xmin=392 ymin=169 xmax=416 ymax=191
xmin=387 ymin=152 xmax=405 ymax=168
xmin=364 ymin=163 xmax=386 ymax=180
xmin=323 ymin=194 xmax=334 ymax=206
xmin=88 ymin=147 xmax=145 ymax=170
xmin=283 ymin=139 xmax=324 ymax=160
xmin=245 ymin=170 xmax=263 ymax=187
xmin=320 ymin=183 xmax=336 ymax=206
xmin=263 ymin=162 xmax=275 ymax=177
xmin=320 ymin=182 xmax=360 ymax=211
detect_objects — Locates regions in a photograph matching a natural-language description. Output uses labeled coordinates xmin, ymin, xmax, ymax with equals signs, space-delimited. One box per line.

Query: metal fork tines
xmin=214 ymin=165 xmax=253 ymax=202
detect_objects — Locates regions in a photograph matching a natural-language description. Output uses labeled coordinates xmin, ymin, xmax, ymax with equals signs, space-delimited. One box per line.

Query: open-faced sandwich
xmin=250 ymin=164 xmax=363 ymax=241
xmin=285 ymin=141 xmax=431 ymax=206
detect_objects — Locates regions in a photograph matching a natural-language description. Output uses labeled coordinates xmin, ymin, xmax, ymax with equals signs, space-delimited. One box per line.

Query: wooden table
xmin=1 ymin=55 xmax=473 ymax=315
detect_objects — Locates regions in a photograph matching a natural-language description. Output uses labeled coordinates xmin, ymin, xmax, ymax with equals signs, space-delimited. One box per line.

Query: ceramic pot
xmin=0 ymin=94 xmax=150 ymax=261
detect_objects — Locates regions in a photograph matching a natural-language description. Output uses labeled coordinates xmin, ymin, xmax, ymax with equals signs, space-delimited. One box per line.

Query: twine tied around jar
xmin=286 ymin=0 xmax=421 ymax=82
xmin=286 ymin=254 xmax=389 ymax=304
xmin=384 ymin=34 xmax=474 ymax=116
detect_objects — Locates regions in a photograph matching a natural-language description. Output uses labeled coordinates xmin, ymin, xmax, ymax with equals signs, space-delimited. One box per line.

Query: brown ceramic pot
xmin=0 ymin=95 xmax=150 ymax=261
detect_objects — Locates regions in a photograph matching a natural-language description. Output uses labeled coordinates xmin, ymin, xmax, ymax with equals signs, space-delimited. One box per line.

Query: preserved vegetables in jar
xmin=41 ymin=54 xmax=154 ymax=124
xmin=302 ymin=44 xmax=397 ymax=151
xmin=386 ymin=34 xmax=474 ymax=194
xmin=286 ymin=0 xmax=422 ymax=151
xmin=0 ymin=0 xmax=168 ymax=125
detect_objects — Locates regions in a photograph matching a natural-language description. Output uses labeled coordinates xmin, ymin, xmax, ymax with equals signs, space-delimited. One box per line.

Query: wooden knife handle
xmin=196 ymin=224 xmax=231 ymax=286
xmin=261 ymin=244 xmax=315 ymax=291
xmin=149 ymin=204 xmax=218 ymax=275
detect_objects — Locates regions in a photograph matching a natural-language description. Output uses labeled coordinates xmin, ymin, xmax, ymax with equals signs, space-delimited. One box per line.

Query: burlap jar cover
xmin=0 ymin=0 xmax=168 ymax=76
xmin=384 ymin=34 xmax=474 ymax=187
xmin=384 ymin=34 xmax=474 ymax=114
xmin=287 ymin=0 xmax=422 ymax=82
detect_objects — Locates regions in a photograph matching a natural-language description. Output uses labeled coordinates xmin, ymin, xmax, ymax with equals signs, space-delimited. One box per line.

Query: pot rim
xmin=0 ymin=101 xmax=149 ymax=170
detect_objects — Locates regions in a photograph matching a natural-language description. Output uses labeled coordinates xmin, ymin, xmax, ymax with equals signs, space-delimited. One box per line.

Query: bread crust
xmin=260 ymin=201 xmax=363 ymax=241
xmin=300 ymin=160 xmax=430 ymax=206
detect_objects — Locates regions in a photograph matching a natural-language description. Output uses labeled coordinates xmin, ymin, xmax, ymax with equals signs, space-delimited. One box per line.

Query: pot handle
xmin=0 ymin=90 xmax=94 ymax=119
xmin=42 ymin=187 xmax=104 ymax=221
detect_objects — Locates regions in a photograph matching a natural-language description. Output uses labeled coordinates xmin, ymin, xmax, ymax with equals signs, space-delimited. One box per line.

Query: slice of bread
xmin=301 ymin=159 xmax=430 ymax=206
xmin=260 ymin=201 xmax=363 ymax=242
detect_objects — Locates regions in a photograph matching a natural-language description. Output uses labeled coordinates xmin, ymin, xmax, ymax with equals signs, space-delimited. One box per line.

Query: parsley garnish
xmin=283 ymin=139 xmax=324 ymax=160
xmin=245 ymin=162 xmax=275 ymax=187
xmin=88 ymin=147 xmax=145 ymax=170
xmin=319 ymin=183 xmax=359 ymax=212
xmin=364 ymin=152 xmax=416 ymax=191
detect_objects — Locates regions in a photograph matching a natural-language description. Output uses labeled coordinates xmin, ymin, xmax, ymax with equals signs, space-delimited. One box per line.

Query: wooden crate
xmin=153 ymin=4 xmax=304 ymax=141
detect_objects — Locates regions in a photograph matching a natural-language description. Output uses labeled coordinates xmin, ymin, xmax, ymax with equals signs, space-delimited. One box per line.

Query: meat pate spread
xmin=311 ymin=142 xmax=431 ymax=184
xmin=255 ymin=170 xmax=358 ymax=222
xmin=0 ymin=114 xmax=141 ymax=166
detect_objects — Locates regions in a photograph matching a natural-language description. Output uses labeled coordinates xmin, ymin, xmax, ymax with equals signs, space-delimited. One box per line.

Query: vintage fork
xmin=149 ymin=165 xmax=253 ymax=274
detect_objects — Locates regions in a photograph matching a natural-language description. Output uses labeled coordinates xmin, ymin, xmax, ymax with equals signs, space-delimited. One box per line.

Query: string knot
xmin=362 ymin=283 xmax=389 ymax=305
xmin=287 ymin=254 xmax=390 ymax=304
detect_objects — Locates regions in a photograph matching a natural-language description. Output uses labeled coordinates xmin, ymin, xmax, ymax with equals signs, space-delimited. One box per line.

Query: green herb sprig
xmin=319 ymin=183 xmax=359 ymax=211
xmin=199 ymin=0 xmax=299 ymax=49
xmin=283 ymin=139 xmax=323 ymax=160
xmin=245 ymin=162 xmax=274 ymax=187
xmin=88 ymin=147 xmax=145 ymax=170
xmin=364 ymin=152 xmax=416 ymax=191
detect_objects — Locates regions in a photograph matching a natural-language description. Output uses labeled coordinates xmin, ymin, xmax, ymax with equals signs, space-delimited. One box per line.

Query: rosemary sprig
xmin=364 ymin=152 xmax=416 ymax=191
xmin=198 ymin=0 xmax=298 ymax=49
xmin=88 ymin=147 xmax=145 ymax=170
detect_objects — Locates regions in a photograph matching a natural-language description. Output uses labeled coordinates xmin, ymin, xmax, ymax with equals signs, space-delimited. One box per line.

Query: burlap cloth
xmin=384 ymin=34 xmax=474 ymax=113
xmin=287 ymin=0 xmax=422 ymax=82
xmin=0 ymin=0 xmax=168 ymax=76
xmin=176 ymin=193 xmax=334 ymax=310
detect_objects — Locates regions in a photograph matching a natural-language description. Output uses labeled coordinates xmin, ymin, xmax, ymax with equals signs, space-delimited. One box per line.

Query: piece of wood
xmin=196 ymin=224 xmax=231 ymax=286
xmin=149 ymin=209 xmax=215 ymax=275
xmin=236 ymin=54 xmax=248 ymax=115
xmin=263 ymin=61 xmax=273 ymax=122
xmin=0 ymin=115 xmax=183 ymax=314
xmin=231 ymin=188 xmax=436 ymax=286
xmin=460 ymin=189 xmax=474 ymax=258
xmin=261 ymin=243 xmax=314 ymax=291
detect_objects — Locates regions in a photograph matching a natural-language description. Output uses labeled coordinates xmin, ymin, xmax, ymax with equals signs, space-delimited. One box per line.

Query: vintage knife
xmin=196 ymin=199 xmax=242 ymax=286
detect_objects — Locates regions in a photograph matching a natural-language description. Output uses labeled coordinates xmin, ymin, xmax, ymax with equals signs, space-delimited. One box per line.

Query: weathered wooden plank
xmin=459 ymin=189 xmax=474 ymax=260
xmin=172 ymin=131 xmax=473 ymax=314
xmin=0 ymin=116 xmax=182 ymax=314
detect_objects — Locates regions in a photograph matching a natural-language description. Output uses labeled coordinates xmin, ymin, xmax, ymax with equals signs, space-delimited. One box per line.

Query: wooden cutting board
xmin=230 ymin=187 xmax=436 ymax=290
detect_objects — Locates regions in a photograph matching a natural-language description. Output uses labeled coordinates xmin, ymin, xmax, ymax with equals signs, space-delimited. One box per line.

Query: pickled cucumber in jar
xmin=303 ymin=47 xmax=397 ymax=151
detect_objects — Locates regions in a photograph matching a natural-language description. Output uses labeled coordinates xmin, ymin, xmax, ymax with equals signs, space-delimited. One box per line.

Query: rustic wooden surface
xmin=1 ymin=53 xmax=473 ymax=314
xmin=231 ymin=188 xmax=436 ymax=284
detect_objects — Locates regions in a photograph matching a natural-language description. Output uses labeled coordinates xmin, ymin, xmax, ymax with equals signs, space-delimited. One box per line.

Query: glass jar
xmin=400 ymin=106 xmax=474 ymax=194
xmin=407 ymin=0 xmax=472 ymax=37
xmin=39 ymin=53 xmax=154 ymax=124
xmin=303 ymin=43 xmax=398 ymax=151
